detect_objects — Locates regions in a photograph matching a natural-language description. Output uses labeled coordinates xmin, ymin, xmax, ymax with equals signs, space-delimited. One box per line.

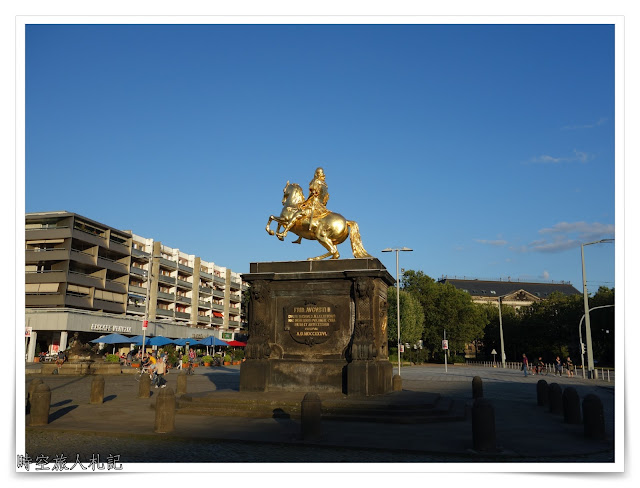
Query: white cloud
xmin=561 ymin=117 xmax=608 ymax=130
xmin=527 ymin=149 xmax=593 ymax=165
xmin=522 ymin=221 xmax=614 ymax=254
xmin=474 ymin=239 xmax=507 ymax=246
xmin=541 ymin=270 xmax=550 ymax=280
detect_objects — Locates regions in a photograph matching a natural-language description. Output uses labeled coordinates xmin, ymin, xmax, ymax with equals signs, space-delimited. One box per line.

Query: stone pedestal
xmin=240 ymin=259 xmax=394 ymax=395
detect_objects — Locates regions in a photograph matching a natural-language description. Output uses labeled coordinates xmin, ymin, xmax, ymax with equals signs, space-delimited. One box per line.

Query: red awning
xmin=226 ymin=340 xmax=247 ymax=347
xmin=212 ymin=312 xmax=223 ymax=318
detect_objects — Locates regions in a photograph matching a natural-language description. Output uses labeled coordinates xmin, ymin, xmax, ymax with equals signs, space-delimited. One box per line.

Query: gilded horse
xmin=266 ymin=182 xmax=371 ymax=260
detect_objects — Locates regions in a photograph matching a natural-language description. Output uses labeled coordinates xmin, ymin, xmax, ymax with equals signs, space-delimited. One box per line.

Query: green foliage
xmin=202 ymin=355 xmax=213 ymax=363
xmin=399 ymin=270 xmax=488 ymax=358
xmin=233 ymin=349 xmax=245 ymax=361
xmin=387 ymin=288 xmax=425 ymax=345
xmin=105 ymin=354 xmax=120 ymax=363
xmin=223 ymin=354 xmax=232 ymax=363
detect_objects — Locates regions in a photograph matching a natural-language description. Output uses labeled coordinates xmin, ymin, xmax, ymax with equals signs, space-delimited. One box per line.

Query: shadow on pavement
xmin=48 ymin=405 xmax=78 ymax=422
xmin=51 ymin=399 xmax=73 ymax=408
xmin=104 ymin=395 xmax=117 ymax=403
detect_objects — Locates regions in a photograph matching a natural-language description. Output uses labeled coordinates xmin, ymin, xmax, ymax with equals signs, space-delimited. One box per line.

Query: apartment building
xmin=25 ymin=211 xmax=247 ymax=360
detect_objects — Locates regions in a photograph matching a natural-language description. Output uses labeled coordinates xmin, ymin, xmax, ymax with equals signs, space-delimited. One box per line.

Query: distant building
xmin=438 ymin=277 xmax=581 ymax=309
xmin=438 ymin=277 xmax=581 ymax=359
xmin=25 ymin=211 xmax=247 ymax=361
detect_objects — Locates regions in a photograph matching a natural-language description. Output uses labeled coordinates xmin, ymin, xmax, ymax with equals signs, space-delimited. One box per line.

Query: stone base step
xmin=175 ymin=390 xmax=467 ymax=424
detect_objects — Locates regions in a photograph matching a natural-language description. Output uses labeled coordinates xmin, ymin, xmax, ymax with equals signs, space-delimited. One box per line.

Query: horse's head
xmin=282 ymin=181 xmax=304 ymax=207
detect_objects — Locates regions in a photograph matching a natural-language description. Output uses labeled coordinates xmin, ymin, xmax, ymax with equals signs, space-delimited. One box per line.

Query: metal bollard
xmin=138 ymin=372 xmax=151 ymax=398
xmin=548 ymin=383 xmax=563 ymax=415
xmin=177 ymin=371 xmax=188 ymax=395
xmin=392 ymin=374 xmax=402 ymax=392
xmin=301 ymin=392 xmax=322 ymax=440
xmin=90 ymin=375 xmax=105 ymax=404
xmin=583 ymin=394 xmax=605 ymax=440
xmin=536 ymin=379 xmax=549 ymax=407
xmin=472 ymin=376 xmax=483 ymax=399
xmin=154 ymin=387 xmax=176 ymax=433
xmin=562 ymin=387 xmax=581 ymax=424
xmin=472 ymin=398 xmax=497 ymax=452
xmin=29 ymin=383 xmax=51 ymax=426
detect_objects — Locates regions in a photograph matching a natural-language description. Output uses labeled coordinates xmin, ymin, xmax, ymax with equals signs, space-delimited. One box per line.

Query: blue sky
xmin=24 ymin=22 xmax=616 ymax=290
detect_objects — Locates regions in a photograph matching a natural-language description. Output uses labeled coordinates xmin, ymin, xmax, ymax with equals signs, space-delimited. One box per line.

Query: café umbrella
xmin=148 ymin=336 xmax=174 ymax=347
xmin=90 ymin=333 xmax=133 ymax=354
xmin=195 ymin=336 xmax=229 ymax=356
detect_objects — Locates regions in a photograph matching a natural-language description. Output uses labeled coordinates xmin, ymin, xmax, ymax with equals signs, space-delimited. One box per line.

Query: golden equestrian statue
xmin=266 ymin=167 xmax=371 ymax=260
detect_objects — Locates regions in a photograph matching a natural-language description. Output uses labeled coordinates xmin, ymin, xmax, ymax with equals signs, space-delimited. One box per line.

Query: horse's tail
xmin=346 ymin=221 xmax=372 ymax=258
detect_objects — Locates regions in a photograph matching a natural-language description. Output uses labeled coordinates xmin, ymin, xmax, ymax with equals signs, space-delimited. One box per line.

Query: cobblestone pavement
xmin=22 ymin=363 xmax=618 ymax=467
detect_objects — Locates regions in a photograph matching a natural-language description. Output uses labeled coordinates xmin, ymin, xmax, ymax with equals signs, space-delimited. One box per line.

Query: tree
xmin=400 ymin=270 xmax=488 ymax=359
xmin=387 ymin=288 xmax=424 ymax=346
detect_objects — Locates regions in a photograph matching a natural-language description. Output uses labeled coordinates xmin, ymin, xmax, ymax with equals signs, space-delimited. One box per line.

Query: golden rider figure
xmin=277 ymin=167 xmax=329 ymax=240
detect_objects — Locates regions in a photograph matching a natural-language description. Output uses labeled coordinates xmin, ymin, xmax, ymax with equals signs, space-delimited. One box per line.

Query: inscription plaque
xmin=285 ymin=300 xmax=337 ymax=345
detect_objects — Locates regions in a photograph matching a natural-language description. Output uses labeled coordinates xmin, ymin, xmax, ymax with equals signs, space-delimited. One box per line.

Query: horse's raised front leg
xmin=276 ymin=212 xmax=301 ymax=241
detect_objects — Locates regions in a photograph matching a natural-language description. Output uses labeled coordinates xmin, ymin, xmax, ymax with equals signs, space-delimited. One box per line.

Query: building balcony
xmin=157 ymin=291 xmax=175 ymax=301
xmin=211 ymin=303 xmax=224 ymax=312
xmin=200 ymin=271 xmax=213 ymax=280
xmin=94 ymin=299 xmax=126 ymax=314
xmin=64 ymin=294 xmax=92 ymax=309
xmin=128 ymin=284 xmax=147 ymax=296
xmin=199 ymin=286 xmax=213 ymax=295
xmin=228 ymin=307 xmax=240 ymax=316
xmin=158 ymin=275 xmax=176 ymax=285
xmin=129 ymin=266 xmax=147 ymax=277
xmin=156 ymin=308 xmax=174 ymax=318
xmin=68 ymin=271 xmax=103 ymax=288
xmin=108 ymin=239 xmax=130 ymax=255
xmin=211 ymin=289 xmax=225 ymax=299
xmin=26 ymin=293 xmax=66 ymax=308
xmin=159 ymin=257 xmax=177 ymax=269
xmin=175 ymin=311 xmax=190 ymax=320
xmin=178 ymin=263 xmax=193 ymax=274
xmin=229 ymin=320 xmax=241 ymax=328
xmin=97 ymin=256 xmax=128 ymax=274
xmin=213 ymin=276 xmax=226 ymax=286
xmin=211 ymin=317 xmax=224 ymax=326
xmin=72 ymin=227 xmax=108 ymax=248
xmin=229 ymin=294 xmax=241 ymax=303
xmin=176 ymin=295 xmax=191 ymax=305
xmin=25 ymin=270 xmax=67 ymax=284
xmin=70 ymin=248 xmax=97 ymax=266
xmin=230 ymin=280 xmax=242 ymax=290
xmin=25 ymin=248 xmax=69 ymax=264
xmin=127 ymin=304 xmax=146 ymax=315
xmin=198 ymin=301 xmax=211 ymax=309
xmin=104 ymin=279 xmax=127 ymax=294
xmin=26 ymin=226 xmax=72 ymax=241
xmin=176 ymin=279 xmax=192 ymax=289
xmin=197 ymin=316 xmax=210 ymax=325
xmin=132 ymin=248 xmax=150 ymax=259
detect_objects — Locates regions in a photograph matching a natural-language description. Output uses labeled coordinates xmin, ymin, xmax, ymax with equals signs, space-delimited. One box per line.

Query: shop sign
xmin=91 ymin=323 xmax=133 ymax=334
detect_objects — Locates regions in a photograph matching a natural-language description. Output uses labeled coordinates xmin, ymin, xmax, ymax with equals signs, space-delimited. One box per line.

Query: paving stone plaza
xmin=22 ymin=363 xmax=616 ymax=467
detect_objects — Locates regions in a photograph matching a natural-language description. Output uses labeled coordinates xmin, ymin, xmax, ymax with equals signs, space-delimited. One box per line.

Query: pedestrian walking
xmin=155 ymin=356 xmax=167 ymax=388
xmin=554 ymin=356 xmax=562 ymax=376
xmin=522 ymin=353 xmax=529 ymax=377
xmin=566 ymin=356 xmax=574 ymax=377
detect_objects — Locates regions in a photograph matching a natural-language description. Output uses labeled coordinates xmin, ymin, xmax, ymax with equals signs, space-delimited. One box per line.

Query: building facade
xmin=25 ymin=211 xmax=247 ymax=361
xmin=438 ymin=277 xmax=581 ymax=309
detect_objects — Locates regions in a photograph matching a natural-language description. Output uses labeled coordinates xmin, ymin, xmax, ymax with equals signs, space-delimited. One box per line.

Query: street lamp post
xmin=581 ymin=239 xmax=614 ymax=378
xmin=382 ymin=247 xmax=413 ymax=376
xmin=578 ymin=304 xmax=615 ymax=378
